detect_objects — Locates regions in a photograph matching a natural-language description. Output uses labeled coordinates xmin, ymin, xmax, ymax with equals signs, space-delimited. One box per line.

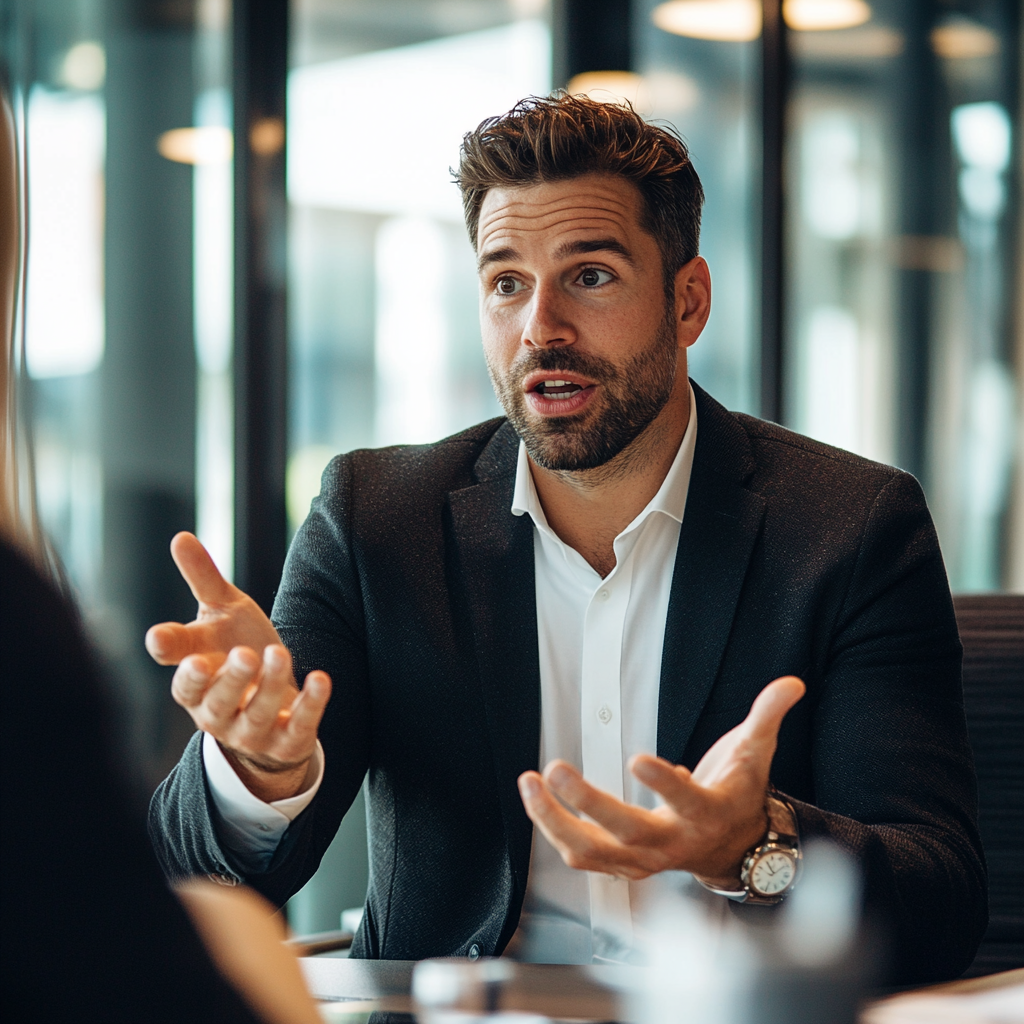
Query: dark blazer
xmin=150 ymin=382 xmax=986 ymax=984
xmin=0 ymin=540 xmax=260 ymax=1023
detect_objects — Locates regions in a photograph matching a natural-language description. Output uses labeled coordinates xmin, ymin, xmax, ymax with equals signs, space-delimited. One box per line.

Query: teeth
xmin=543 ymin=379 xmax=573 ymax=387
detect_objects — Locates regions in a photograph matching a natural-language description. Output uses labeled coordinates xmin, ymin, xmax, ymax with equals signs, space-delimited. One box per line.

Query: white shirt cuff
xmin=202 ymin=732 xmax=325 ymax=869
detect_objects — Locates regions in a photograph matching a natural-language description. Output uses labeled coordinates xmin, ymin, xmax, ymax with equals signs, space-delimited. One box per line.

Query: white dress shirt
xmin=204 ymin=387 xmax=698 ymax=964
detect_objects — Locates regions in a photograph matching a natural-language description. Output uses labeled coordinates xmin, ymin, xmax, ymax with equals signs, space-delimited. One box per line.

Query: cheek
xmin=480 ymin=304 xmax=524 ymax=364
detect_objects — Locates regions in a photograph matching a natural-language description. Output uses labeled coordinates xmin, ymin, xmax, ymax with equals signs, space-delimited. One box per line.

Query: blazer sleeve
xmin=149 ymin=454 xmax=372 ymax=908
xmin=778 ymin=471 xmax=987 ymax=985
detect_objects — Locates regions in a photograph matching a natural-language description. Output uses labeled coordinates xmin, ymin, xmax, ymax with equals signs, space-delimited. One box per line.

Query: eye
xmin=495 ymin=276 xmax=524 ymax=296
xmin=577 ymin=267 xmax=613 ymax=288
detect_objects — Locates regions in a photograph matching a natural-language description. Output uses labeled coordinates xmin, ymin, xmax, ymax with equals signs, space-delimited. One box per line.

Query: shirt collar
xmin=511 ymin=383 xmax=698 ymax=530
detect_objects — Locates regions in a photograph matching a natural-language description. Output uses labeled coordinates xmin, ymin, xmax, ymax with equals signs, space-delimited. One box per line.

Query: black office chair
xmin=954 ymin=594 xmax=1024 ymax=977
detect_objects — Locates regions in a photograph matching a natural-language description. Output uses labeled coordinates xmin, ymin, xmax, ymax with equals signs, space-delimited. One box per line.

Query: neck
xmin=529 ymin=368 xmax=691 ymax=577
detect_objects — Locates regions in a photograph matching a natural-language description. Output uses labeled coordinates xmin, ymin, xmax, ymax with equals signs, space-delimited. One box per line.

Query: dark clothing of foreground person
xmin=0 ymin=540 xmax=260 ymax=1023
xmin=150 ymin=383 xmax=987 ymax=984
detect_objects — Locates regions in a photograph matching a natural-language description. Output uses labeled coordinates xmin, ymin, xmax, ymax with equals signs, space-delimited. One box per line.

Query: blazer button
xmin=468 ymin=944 xmax=481 ymax=960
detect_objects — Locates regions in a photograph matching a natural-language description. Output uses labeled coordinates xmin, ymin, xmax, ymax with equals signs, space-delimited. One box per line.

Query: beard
xmin=486 ymin=307 xmax=679 ymax=472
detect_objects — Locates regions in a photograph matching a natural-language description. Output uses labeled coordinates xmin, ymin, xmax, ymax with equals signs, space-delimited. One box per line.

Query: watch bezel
xmin=741 ymin=839 xmax=800 ymax=898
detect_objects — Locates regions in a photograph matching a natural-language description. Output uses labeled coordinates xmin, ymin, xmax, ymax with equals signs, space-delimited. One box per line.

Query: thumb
xmin=170 ymin=532 xmax=235 ymax=606
xmin=744 ymin=676 xmax=806 ymax=742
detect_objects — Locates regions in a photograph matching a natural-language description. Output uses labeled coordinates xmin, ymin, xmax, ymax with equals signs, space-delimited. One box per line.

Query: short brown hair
xmin=455 ymin=93 xmax=704 ymax=286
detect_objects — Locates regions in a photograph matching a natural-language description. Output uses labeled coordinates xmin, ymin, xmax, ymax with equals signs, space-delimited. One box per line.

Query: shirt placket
xmin=580 ymin=551 xmax=636 ymax=950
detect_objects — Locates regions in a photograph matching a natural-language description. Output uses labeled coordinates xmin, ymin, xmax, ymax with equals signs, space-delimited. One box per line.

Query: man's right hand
xmin=145 ymin=532 xmax=331 ymax=803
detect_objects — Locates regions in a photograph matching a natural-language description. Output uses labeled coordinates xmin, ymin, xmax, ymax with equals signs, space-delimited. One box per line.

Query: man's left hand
xmin=517 ymin=675 xmax=805 ymax=888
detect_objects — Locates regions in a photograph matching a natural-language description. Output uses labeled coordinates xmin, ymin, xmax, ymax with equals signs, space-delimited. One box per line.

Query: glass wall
xmin=639 ymin=0 xmax=1021 ymax=591
xmin=785 ymin=0 xmax=1021 ymax=592
xmin=2 ymin=0 xmax=233 ymax=785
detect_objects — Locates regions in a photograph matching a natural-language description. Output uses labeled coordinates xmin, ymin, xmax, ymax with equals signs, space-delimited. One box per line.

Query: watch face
xmin=750 ymin=849 xmax=796 ymax=896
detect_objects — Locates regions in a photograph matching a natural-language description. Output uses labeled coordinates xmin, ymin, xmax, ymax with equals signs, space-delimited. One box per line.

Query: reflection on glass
xmin=788 ymin=98 xmax=895 ymax=465
xmin=23 ymin=56 xmax=106 ymax=605
xmin=193 ymin=1 xmax=234 ymax=581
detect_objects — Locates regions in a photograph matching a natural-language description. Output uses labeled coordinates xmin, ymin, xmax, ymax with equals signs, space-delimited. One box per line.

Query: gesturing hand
xmin=517 ymin=675 xmax=805 ymax=887
xmin=145 ymin=532 xmax=331 ymax=802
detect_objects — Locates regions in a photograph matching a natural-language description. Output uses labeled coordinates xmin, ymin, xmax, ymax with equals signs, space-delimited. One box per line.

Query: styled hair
xmin=455 ymin=93 xmax=705 ymax=287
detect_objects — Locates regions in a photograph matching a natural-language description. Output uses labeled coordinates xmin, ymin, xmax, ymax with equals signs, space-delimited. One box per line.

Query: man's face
xmin=476 ymin=173 xmax=683 ymax=472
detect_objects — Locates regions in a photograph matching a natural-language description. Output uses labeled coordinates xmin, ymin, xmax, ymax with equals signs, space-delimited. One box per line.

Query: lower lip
xmin=525 ymin=385 xmax=596 ymax=417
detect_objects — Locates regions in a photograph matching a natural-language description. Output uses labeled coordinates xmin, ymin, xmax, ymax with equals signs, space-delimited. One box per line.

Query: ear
xmin=673 ymin=256 xmax=711 ymax=351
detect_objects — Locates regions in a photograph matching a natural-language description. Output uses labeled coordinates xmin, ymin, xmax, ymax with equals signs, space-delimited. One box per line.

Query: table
xmin=300 ymin=958 xmax=1024 ymax=1023
xmin=301 ymin=958 xmax=625 ymax=1019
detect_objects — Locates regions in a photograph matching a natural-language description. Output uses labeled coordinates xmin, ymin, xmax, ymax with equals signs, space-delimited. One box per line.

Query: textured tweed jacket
xmin=150 ymin=382 xmax=986 ymax=984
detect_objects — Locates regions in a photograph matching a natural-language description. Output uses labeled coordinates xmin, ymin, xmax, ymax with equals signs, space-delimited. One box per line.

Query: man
xmin=147 ymin=95 xmax=985 ymax=982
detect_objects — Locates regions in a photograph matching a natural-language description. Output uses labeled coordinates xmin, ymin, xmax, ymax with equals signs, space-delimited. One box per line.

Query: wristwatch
xmin=695 ymin=789 xmax=801 ymax=905
xmin=738 ymin=790 xmax=801 ymax=904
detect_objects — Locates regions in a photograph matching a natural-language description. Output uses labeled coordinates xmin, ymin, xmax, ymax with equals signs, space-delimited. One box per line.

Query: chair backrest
xmin=953 ymin=594 xmax=1024 ymax=977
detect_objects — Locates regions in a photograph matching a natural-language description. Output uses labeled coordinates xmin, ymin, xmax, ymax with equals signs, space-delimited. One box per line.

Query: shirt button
xmin=257 ymin=823 xmax=270 ymax=832
xmin=598 ymin=589 xmax=610 ymax=601
xmin=468 ymin=944 xmax=481 ymax=960
xmin=598 ymin=704 xmax=613 ymax=724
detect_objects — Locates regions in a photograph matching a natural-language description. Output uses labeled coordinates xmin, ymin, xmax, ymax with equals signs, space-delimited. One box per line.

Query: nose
xmin=521 ymin=281 xmax=577 ymax=349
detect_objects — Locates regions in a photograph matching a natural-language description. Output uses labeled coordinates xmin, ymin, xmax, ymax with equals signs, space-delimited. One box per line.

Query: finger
xmin=199 ymin=646 xmax=261 ymax=726
xmin=170 ymin=652 xmax=228 ymax=706
xmin=543 ymin=761 xmax=657 ymax=844
xmin=518 ymin=772 xmax=624 ymax=870
xmin=170 ymin=531 xmax=236 ymax=607
xmin=743 ymin=676 xmax=806 ymax=742
xmin=281 ymin=671 xmax=332 ymax=749
xmin=146 ymin=620 xmax=221 ymax=666
xmin=240 ymin=645 xmax=295 ymax=732
xmin=628 ymin=755 xmax=707 ymax=817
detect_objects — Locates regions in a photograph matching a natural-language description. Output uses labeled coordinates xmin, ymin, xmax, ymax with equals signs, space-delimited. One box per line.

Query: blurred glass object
xmin=632 ymin=873 xmax=754 ymax=1024
xmin=779 ymin=840 xmax=860 ymax=967
xmin=786 ymin=0 xmax=1021 ymax=592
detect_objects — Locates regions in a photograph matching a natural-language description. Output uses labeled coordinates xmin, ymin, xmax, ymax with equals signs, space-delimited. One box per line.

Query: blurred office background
xmin=2 ymin=0 xmax=1021 ymax=933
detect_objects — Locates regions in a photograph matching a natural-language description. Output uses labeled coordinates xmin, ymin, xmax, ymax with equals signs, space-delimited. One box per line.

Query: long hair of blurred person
xmin=0 ymin=90 xmax=321 ymax=1024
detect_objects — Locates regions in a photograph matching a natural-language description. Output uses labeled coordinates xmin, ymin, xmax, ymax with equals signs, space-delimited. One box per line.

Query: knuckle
xmin=564 ymin=850 xmax=587 ymax=871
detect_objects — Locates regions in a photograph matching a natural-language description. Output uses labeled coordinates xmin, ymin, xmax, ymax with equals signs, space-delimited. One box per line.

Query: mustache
xmin=510 ymin=346 xmax=617 ymax=383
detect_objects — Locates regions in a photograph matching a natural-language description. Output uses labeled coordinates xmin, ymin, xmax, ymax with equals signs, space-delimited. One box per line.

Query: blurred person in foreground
xmin=147 ymin=95 xmax=985 ymax=983
xmin=0 ymin=94 xmax=321 ymax=1024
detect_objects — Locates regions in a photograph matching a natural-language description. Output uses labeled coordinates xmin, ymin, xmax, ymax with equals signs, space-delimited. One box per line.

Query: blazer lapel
xmin=657 ymin=385 xmax=766 ymax=763
xmin=447 ymin=422 xmax=539 ymax=904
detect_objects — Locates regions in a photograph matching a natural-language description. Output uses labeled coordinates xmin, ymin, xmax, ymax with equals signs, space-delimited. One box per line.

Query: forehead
xmin=476 ymin=173 xmax=645 ymax=254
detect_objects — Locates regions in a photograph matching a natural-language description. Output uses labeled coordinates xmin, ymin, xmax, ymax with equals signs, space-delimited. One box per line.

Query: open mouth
xmin=534 ymin=378 xmax=586 ymax=401
xmin=523 ymin=373 xmax=597 ymax=417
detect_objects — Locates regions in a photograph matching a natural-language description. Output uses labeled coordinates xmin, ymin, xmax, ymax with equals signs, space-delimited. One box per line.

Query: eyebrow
xmin=477 ymin=237 xmax=636 ymax=274
xmin=554 ymin=237 xmax=636 ymax=266
xmin=477 ymin=246 xmax=519 ymax=273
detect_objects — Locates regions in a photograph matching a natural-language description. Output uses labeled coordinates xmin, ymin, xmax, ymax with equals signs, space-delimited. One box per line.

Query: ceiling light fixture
xmin=652 ymin=0 xmax=873 ymax=41
xmin=651 ymin=0 xmax=761 ymax=43
xmin=931 ymin=19 xmax=1000 ymax=60
xmin=567 ymin=71 xmax=646 ymax=107
xmin=784 ymin=0 xmax=870 ymax=32
xmin=157 ymin=126 xmax=233 ymax=165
